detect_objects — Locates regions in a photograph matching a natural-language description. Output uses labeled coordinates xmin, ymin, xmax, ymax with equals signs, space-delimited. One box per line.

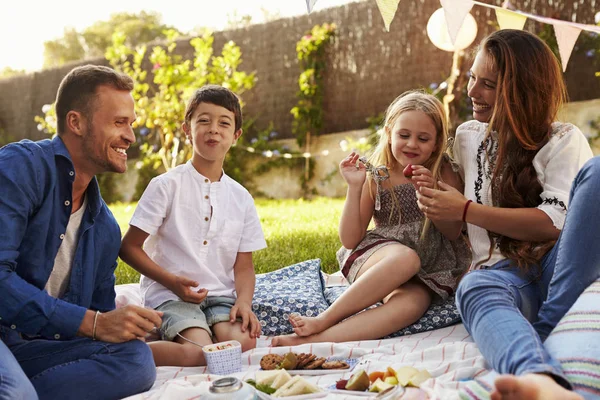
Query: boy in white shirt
xmin=120 ymin=85 xmax=266 ymax=366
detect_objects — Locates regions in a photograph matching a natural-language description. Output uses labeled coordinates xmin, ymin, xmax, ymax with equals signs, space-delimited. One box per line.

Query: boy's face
xmin=183 ymin=102 xmax=242 ymax=165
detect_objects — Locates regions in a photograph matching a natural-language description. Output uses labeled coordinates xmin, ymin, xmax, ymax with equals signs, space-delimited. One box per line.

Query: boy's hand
xmin=169 ymin=275 xmax=208 ymax=303
xmin=229 ymin=301 xmax=261 ymax=339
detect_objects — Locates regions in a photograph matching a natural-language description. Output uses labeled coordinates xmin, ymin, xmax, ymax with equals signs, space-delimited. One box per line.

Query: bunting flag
xmin=306 ymin=0 xmax=318 ymax=13
xmin=440 ymin=0 xmax=474 ymax=47
xmin=553 ymin=23 xmax=582 ymax=72
xmin=495 ymin=8 xmax=528 ymax=30
xmin=375 ymin=0 xmax=401 ymax=31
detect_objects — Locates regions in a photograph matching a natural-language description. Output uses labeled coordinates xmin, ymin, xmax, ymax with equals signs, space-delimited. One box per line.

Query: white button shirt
xmin=130 ymin=161 xmax=267 ymax=309
xmin=453 ymin=120 xmax=593 ymax=269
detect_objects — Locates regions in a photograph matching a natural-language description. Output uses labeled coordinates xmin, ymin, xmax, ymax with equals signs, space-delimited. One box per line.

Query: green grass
xmin=110 ymin=197 xmax=345 ymax=285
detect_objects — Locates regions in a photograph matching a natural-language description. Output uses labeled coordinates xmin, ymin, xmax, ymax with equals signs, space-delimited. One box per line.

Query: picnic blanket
xmin=116 ymin=273 xmax=489 ymax=399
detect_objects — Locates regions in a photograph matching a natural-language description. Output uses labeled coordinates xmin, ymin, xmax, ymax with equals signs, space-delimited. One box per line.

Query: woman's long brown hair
xmin=482 ymin=29 xmax=567 ymax=271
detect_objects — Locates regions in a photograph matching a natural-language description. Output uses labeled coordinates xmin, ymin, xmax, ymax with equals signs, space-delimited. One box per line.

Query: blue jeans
xmin=456 ymin=156 xmax=600 ymax=388
xmin=0 ymin=339 xmax=37 ymax=400
xmin=2 ymin=328 xmax=156 ymax=400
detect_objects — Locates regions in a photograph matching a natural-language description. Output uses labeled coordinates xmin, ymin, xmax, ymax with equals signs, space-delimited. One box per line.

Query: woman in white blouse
xmin=416 ymin=29 xmax=599 ymax=400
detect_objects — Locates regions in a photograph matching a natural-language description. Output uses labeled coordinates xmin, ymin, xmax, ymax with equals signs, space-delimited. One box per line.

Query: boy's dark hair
xmin=184 ymin=85 xmax=242 ymax=132
xmin=55 ymin=64 xmax=134 ymax=134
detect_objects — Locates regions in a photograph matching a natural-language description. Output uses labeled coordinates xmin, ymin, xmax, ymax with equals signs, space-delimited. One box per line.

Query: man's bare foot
xmin=288 ymin=314 xmax=328 ymax=337
xmin=491 ymin=373 xmax=582 ymax=400
xmin=271 ymin=333 xmax=311 ymax=347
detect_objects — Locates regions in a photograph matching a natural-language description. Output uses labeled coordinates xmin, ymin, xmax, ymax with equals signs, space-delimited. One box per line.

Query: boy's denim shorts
xmin=156 ymin=296 xmax=236 ymax=341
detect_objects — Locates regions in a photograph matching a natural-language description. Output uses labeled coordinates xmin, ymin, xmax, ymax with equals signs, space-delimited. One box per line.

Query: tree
xmin=0 ymin=67 xmax=26 ymax=78
xmin=43 ymin=11 xmax=180 ymax=68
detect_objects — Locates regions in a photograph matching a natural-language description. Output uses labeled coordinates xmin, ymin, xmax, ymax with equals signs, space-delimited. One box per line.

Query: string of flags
xmin=305 ymin=0 xmax=600 ymax=72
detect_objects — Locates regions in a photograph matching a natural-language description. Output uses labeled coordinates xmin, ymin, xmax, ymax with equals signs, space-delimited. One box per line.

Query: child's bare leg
xmin=212 ymin=321 xmax=257 ymax=352
xmin=491 ymin=374 xmax=582 ymax=400
xmin=287 ymin=244 xmax=420 ymax=337
xmin=149 ymin=327 xmax=212 ymax=366
xmin=273 ymin=280 xmax=431 ymax=346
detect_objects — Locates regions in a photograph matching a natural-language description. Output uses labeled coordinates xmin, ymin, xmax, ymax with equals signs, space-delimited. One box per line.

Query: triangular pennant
xmin=553 ymin=23 xmax=582 ymax=72
xmin=376 ymin=0 xmax=401 ymax=31
xmin=440 ymin=0 xmax=474 ymax=46
xmin=495 ymin=8 xmax=528 ymax=30
xmin=306 ymin=0 xmax=318 ymax=13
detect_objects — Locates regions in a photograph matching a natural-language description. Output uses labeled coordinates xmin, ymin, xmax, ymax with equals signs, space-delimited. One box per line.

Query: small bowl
xmin=203 ymin=340 xmax=242 ymax=375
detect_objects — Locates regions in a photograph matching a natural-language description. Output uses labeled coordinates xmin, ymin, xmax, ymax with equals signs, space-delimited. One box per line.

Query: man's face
xmin=81 ymin=85 xmax=136 ymax=174
xmin=183 ymin=102 xmax=241 ymax=165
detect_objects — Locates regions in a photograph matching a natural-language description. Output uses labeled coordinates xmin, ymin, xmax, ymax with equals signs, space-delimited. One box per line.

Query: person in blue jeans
xmin=0 ymin=340 xmax=37 ymax=400
xmin=0 ymin=65 xmax=163 ymax=400
xmin=415 ymin=29 xmax=598 ymax=399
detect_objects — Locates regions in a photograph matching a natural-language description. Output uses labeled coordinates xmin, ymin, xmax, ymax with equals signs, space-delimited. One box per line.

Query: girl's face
xmin=388 ymin=110 xmax=438 ymax=169
xmin=467 ymin=51 xmax=498 ymax=123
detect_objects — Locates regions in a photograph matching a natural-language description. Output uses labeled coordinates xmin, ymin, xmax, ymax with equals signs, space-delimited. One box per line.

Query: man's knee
xmin=111 ymin=340 xmax=156 ymax=396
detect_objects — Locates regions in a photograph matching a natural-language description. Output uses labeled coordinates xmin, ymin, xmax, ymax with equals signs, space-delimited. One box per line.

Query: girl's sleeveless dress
xmin=336 ymin=183 xmax=471 ymax=301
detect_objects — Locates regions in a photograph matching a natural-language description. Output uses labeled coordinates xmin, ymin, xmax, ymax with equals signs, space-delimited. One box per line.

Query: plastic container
xmin=203 ymin=340 xmax=243 ymax=375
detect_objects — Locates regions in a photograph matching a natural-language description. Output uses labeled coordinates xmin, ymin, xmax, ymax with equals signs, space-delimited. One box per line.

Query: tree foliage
xmin=43 ymin=11 xmax=180 ymax=68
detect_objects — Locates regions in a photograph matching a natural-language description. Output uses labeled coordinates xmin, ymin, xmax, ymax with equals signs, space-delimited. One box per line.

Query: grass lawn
xmin=111 ymin=197 xmax=345 ymax=285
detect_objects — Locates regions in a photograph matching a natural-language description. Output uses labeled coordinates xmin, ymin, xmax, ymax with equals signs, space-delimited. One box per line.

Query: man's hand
xmin=168 ymin=275 xmax=209 ymax=303
xmin=229 ymin=301 xmax=261 ymax=339
xmin=94 ymin=305 xmax=163 ymax=343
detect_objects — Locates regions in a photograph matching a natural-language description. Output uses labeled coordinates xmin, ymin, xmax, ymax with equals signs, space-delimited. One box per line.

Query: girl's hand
xmin=417 ymin=181 xmax=467 ymax=221
xmin=339 ymin=152 xmax=367 ymax=188
xmin=410 ymin=165 xmax=435 ymax=190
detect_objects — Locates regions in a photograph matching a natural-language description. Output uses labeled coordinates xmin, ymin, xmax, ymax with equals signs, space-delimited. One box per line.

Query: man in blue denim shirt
xmin=0 ymin=65 xmax=163 ymax=400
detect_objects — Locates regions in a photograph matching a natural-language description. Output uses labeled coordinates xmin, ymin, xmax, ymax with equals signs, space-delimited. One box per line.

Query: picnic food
xmin=260 ymin=354 xmax=284 ymax=370
xmin=204 ymin=343 xmax=235 ymax=352
xmin=403 ymin=164 xmax=413 ymax=178
xmin=336 ymin=366 xmax=432 ymax=393
xmin=249 ymin=372 xmax=322 ymax=397
xmin=345 ymin=369 xmax=370 ymax=391
xmin=259 ymin=352 xmax=349 ymax=371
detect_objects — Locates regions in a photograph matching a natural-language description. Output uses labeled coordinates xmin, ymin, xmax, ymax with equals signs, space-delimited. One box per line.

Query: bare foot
xmin=288 ymin=314 xmax=328 ymax=337
xmin=491 ymin=373 xmax=582 ymax=400
xmin=271 ymin=333 xmax=311 ymax=347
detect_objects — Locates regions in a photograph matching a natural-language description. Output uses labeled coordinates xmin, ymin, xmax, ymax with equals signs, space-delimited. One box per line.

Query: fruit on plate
xmin=403 ymin=164 xmax=413 ymax=178
xmin=345 ymin=369 xmax=370 ymax=392
xmin=408 ymin=369 xmax=432 ymax=387
xmin=384 ymin=376 xmax=399 ymax=385
xmin=369 ymin=378 xmax=394 ymax=393
xmin=368 ymin=371 xmax=385 ymax=383
xmin=272 ymin=375 xmax=321 ymax=397
xmin=279 ymin=352 xmax=298 ymax=370
xmin=335 ymin=379 xmax=348 ymax=390
xmin=395 ymin=366 xmax=419 ymax=386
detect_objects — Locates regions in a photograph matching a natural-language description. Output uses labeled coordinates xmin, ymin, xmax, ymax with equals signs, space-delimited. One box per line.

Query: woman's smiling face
xmin=467 ymin=51 xmax=498 ymax=123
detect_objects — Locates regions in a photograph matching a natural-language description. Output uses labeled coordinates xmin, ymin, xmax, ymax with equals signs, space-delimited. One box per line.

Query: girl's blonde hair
xmin=368 ymin=90 xmax=449 ymax=237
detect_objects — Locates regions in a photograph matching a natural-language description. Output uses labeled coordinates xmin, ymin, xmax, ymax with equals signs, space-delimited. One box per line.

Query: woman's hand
xmin=410 ymin=165 xmax=435 ymax=190
xmin=417 ymin=181 xmax=468 ymax=222
xmin=339 ymin=152 xmax=367 ymax=188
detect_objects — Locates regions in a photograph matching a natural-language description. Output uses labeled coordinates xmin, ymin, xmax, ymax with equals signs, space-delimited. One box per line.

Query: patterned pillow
xmin=323 ymin=286 xmax=461 ymax=338
xmin=252 ymin=259 xmax=329 ymax=336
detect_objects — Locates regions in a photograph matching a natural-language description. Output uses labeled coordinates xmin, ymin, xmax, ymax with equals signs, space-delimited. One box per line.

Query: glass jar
xmin=205 ymin=377 xmax=259 ymax=400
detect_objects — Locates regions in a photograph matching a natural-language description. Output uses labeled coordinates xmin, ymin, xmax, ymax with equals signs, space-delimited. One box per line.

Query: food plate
xmin=326 ymin=384 xmax=405 ymax=398
xmin=255 ymin=392 xmax=328 ymax=400
xmin=261 ymin=357 xmax=361 ymax=376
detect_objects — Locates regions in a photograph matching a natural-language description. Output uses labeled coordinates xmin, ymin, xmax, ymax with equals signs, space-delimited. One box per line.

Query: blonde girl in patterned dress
xmin=272 ymin=91 xmax=471 ymax=347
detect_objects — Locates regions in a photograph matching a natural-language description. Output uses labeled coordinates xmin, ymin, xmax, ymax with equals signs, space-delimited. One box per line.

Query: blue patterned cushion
xmin=252 ymin=259 xmax=329 ymax=336
xmin=324 ymin=286 xmax=461 ymax=337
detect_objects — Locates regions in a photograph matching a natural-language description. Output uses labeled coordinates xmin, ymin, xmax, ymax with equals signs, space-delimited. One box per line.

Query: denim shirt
xmin=0 ymin=136 xmax=120 ymax=341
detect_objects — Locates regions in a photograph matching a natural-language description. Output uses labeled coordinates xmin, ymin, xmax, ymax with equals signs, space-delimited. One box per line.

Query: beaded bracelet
xmin=92 ymin=311 xmax=101 ymax=341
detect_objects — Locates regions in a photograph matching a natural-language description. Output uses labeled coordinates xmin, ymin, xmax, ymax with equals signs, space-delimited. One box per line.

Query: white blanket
xmin=116 ymin=283 xmax=488 ymax=400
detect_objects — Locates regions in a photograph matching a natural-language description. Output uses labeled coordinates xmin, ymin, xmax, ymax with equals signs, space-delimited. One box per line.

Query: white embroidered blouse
xmin=453 ymin=120 xmax=593 ymax=269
